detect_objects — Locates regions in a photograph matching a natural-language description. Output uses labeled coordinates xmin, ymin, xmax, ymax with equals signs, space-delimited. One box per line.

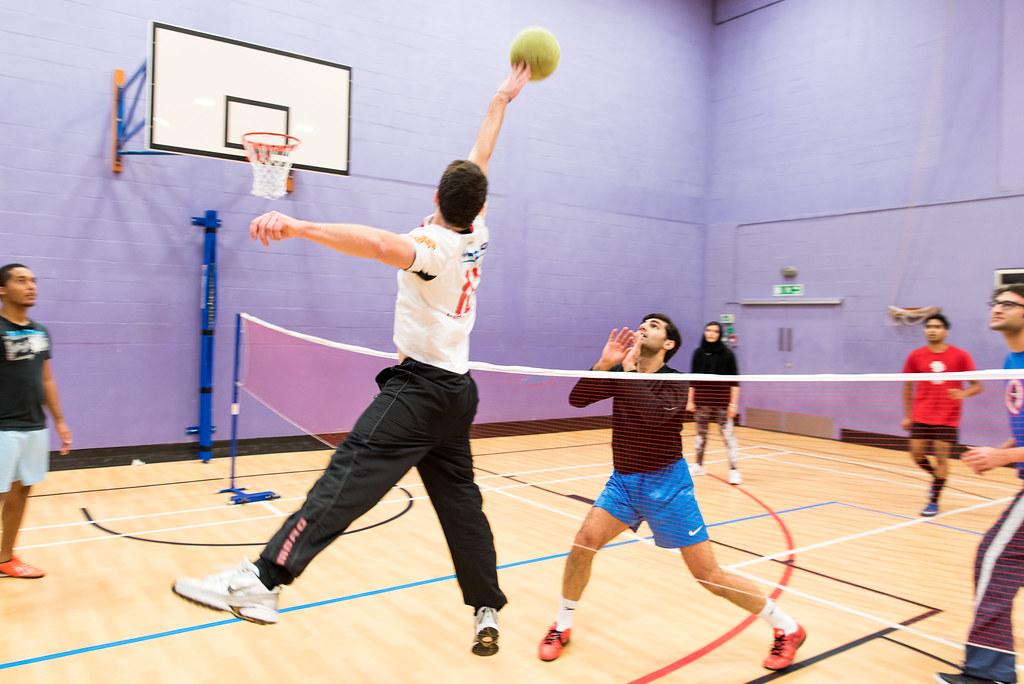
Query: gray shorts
xmin=0 ymin=428 xmax=50 ymax=490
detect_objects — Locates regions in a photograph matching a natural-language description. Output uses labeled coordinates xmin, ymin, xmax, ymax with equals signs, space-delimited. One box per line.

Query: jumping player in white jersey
xmin=173 ymin=63 xmax=532 ymax=657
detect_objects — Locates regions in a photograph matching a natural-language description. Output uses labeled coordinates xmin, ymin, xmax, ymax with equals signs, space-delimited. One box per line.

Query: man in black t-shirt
xmin=0 ymin=264 xmax=71 ymax=578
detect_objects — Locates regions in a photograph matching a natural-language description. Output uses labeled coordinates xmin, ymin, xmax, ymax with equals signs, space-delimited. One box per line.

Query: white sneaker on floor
xmin=689 ymin=463 xmax=706 ymax=476
xmin=728 ymin=469 xmax=743 ymax=485
xmin=473 ymin=606 xmax=500 ymax=656
xmin=173 ymin=558 xmax=281 ymax=624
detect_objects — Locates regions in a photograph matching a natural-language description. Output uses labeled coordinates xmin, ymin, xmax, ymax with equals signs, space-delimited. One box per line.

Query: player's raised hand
xmin=622 ymin=330 xmax=643 ymax=372
xmin=595 ymin=327 xmax=635 ymax=370
xmin=250 ymin=211 xmax=304 ymax=246
xmin=497 ymin=62 xmax=531 ymax=103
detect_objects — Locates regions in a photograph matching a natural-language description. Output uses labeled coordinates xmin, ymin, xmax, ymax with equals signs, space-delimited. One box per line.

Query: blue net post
xmin=188 ymin=210 xmax=220 ymax=462
xmin=220 ymin=313 xmax=280 ymax=505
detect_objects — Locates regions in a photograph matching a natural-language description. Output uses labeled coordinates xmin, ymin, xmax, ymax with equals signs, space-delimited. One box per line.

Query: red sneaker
xmin=538 ymin=623 xmax=571 ymax=661
xmin=0 ymin=557 xmax=45 ymax=579
xmin=763 ymin=625 xmax=806 ymax=670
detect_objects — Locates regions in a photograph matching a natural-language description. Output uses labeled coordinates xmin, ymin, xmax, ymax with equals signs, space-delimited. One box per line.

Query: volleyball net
xmin=232 ymin=313 xmax=1024 ymax=660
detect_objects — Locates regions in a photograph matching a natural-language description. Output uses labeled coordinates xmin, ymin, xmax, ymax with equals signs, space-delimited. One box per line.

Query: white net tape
xmin=242 ymin=133 xmax=300 ymax=200
xmin=886 ymin=305 xmax=941 ymax=325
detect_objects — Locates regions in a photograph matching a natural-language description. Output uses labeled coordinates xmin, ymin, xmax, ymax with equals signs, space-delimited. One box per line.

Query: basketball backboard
xmin=147 ymin=22 xmax=351 ymax=176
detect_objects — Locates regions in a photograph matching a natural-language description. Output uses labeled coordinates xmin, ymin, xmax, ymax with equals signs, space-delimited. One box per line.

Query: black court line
xmin=712 ymin=542 xmax=941 ymax=612
xmin=750 ymin=444 xmax=1004 ymax=502
xmin=79 ymin=486 xmax=415 ymax=547
xmin=742 ymin=610 xmax=956 ymax=682
xmin=30 ymin=467 xmax=326 ymax=498
xmin=475 ymin=462 xmax=599 ymax=505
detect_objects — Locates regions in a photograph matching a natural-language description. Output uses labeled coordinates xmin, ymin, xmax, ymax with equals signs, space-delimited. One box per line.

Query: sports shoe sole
xmin=472 ymin=626 xmax=499 ymax=656
xmin=171 ymin=583 xmax=278 ymax=625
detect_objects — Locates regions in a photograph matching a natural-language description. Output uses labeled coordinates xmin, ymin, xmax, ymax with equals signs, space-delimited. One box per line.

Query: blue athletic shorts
xmin=594 ymin=458 xmax=709 ymax=549
xmin=0 ymin=429 xmax=50 ymax=490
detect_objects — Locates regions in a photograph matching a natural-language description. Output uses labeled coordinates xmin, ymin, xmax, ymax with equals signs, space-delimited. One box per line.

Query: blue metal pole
xmin=228 ymin=312 xmax=242 ymax=488
xmin=191 ymin=210 xmax=220 ymax=462
xmin=220 ymin=312 xmax=279 ymax=505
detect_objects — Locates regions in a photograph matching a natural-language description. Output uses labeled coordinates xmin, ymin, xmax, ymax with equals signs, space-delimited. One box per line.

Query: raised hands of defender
xmin=250 ymin=211 xmax=304 ymax=246
xmin=594 ymin=327 xmax=636 ymax=371
xmin=497 ymin=62 xmax=532 ymax=103
xmin=622 ymin=330 xmax=643 ymax=372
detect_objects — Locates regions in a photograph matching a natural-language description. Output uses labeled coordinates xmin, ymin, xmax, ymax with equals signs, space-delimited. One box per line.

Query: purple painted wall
xmin=708 ymin=0 xmax=1024 ymax=445
xmin=6 ymin=0 xmax=1023 ymax=453
xmin=1 ymin=0 xmax=709 ymax=450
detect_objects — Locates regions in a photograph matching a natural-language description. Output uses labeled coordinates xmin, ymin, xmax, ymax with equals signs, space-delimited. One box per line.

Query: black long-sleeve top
xmin=568 ymin=364 xmax=688 ymax=474
xmin=689 ymin=344 xmax=739 ymax=408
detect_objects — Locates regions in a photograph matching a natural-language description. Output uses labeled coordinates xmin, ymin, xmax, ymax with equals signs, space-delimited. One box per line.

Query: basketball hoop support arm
xmin=112 ymin=62 xmax=169 ymax=172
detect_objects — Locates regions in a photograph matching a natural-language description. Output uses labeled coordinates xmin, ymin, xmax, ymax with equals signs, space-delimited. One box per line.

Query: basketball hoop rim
xmin=242 ymin=131 xmax=302 ymax=154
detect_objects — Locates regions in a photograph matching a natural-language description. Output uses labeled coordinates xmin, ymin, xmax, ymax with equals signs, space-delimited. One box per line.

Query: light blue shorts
xmin=594 ymin=458 xmax=709 ymax=549
xmin=0 ymin=429 xmax=50 ymax=490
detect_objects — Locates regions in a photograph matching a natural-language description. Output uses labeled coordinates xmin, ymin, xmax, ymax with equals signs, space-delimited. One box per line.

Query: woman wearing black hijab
xmin=685 ymin=321 xmax=742 ymax=484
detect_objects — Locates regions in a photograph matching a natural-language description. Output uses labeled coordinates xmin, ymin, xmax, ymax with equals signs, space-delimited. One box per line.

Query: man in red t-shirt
xmin=901 ymin=314 xmax=981 ymax=517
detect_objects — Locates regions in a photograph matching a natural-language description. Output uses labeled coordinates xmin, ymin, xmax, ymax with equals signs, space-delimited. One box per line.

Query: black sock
xmin=253 ymin=557 xmax=293 ymax=589
xmin=914 ymin=457 xmax=935 ymax=474
xmin=930 ymin=477 xmax=946 ymax=503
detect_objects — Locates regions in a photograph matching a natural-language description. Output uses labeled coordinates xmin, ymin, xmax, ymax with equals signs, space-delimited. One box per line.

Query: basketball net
xmin=242 ymin=132 xmax=301 ymax=200
xmin=887 ymin=305 xmax=941 ymax=325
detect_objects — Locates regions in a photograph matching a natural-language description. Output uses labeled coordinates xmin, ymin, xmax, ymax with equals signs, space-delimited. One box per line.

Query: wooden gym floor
xmin=1 ymin=426 xmax=1020 ymax=683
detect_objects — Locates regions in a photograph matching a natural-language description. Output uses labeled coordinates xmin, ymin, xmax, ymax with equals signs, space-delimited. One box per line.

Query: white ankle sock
xmin=758 ymin=599 xmax=798 ymax=634
xmin=556 ymin=597 xmax=577 ymax=632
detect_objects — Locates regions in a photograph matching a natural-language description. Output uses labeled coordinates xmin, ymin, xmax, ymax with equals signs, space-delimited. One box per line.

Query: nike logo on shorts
xmin=688 ymin=526 xmax=704 ymax=536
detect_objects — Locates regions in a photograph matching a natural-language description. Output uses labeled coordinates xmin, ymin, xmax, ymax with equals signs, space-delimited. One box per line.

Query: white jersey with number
xmin=394 ymin=216 xmax=488 ymax=374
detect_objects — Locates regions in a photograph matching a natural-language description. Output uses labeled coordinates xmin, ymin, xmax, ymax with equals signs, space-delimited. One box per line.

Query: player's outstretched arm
xmin=250 ymin=211 xmax=415 ymax=269
xmin=468 ymin=63 xmax=531 ymax=176
xmin=963 ymin=440 xmax=1023 ymax=473
xmin=42 ymin=360 xmax=71 ymax=455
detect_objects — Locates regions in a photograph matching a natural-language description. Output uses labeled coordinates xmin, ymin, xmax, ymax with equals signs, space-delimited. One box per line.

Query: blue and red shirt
xmin=1004 ymin=350 xmax=1024 ymax=480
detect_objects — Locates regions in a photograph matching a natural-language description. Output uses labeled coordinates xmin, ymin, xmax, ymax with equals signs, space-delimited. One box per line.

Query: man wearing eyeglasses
xmin=936 ymin=284 xmax=1024 ymax=684
xmin=901 ymin=314 xmax=982 ymax=517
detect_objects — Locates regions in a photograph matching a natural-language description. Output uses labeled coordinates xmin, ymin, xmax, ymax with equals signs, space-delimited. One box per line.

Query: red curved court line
xmin=628 ymin=474 xmax=798 ymax=684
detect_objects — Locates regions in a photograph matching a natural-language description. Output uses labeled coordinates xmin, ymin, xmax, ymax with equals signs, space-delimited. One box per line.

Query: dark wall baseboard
xmin=49 ymin=434 xmax=328 ymax=472
xmin=48 ymin=416 xmax=617 ymax=472
xmin=839 ymin=428 xmax=966 ymax=457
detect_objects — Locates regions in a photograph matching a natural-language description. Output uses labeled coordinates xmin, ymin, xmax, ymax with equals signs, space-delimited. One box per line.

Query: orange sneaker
xmin=0 ymin=557 xmax=45 ymax=579
xmin=538 ymin=623 xmax=571 ymax=661
xmin=763 ymin=625 xmax=806 ymax=670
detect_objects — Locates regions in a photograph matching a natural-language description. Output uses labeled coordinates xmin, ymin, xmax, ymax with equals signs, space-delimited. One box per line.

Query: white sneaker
xmin=728 ymin=469 xmax=743 ymax=485
xmin=173 ymin=558 xmax=281 ymax=624
xmin=473 ymin=606 xmax=500 ymax=656
xmin=689 ymin=463 xmax=706 ymax=476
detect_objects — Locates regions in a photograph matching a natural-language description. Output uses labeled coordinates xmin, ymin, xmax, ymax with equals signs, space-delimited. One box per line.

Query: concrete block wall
xmin=1 ymin=0 xmax=709 ymax=451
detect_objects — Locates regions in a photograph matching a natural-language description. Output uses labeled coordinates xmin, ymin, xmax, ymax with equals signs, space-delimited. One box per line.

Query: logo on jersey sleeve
xmin=462 ymin=241 xmax=487 ymax=265
xmin=1006 ymin=379 xmax=1023 ymax=416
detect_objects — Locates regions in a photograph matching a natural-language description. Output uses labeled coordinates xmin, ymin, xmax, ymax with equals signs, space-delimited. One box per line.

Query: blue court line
xmin=828 ymin=501 xmax=985 ymax=536
xmin=0 ymin=499 xmax=982 ymax=671
xmin=0 ymin=574 xmax=461 ymax=671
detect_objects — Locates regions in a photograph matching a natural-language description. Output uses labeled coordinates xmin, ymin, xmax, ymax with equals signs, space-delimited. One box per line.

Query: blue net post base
xmin=220 ymin=486 xmax=280 ymax=505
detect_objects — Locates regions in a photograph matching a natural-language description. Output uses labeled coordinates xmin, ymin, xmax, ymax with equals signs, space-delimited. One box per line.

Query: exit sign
xmin=773 ymin=284 xmax=804 ymax=296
